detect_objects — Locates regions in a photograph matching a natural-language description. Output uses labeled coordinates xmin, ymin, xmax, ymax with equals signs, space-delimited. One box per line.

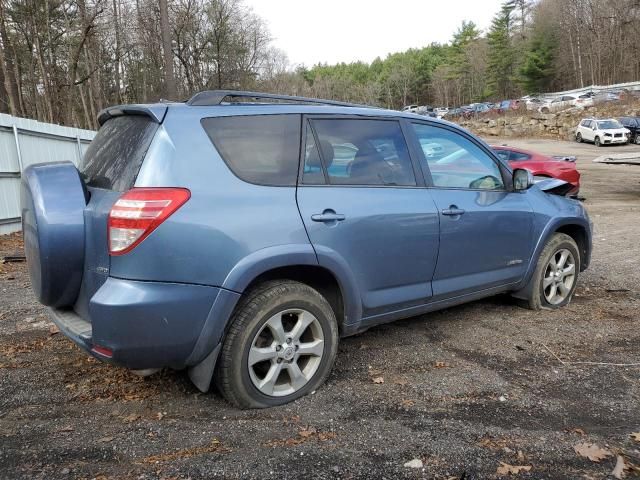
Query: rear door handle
xmin=311 ymin=210 xmax=346 ymax=222
xmin=442 ymin=206 xmax=465 ymax=216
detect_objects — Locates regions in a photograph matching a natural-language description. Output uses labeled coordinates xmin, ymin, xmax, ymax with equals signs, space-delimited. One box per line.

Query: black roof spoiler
xmin=97 ymin=104 xmax=168 ymax=126
xmin=186 ymin=90 xmax=374 ymax=108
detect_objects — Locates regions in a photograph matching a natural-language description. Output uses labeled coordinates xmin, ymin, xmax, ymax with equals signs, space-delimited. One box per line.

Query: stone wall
xmin=456 ymin=102 xmax=640 ymax=139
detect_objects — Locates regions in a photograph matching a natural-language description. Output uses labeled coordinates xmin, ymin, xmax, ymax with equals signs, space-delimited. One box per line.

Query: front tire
xmin=215 ymin=280 xmax=339 ymax=408
xmin=595 ymin=136 xmax=601 ymax=147
xmin=522 ymin=233 xmax=580 ymax=310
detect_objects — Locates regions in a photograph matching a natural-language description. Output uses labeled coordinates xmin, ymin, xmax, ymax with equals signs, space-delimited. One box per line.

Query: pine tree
xmin=486 ymin=2 xmax=518 ymax=99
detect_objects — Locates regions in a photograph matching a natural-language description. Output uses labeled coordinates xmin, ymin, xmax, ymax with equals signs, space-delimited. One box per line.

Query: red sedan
xmin=491 ymin=145 xmax=581 ymax=196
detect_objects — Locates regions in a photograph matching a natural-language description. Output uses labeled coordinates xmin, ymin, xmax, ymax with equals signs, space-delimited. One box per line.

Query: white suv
xmin=575 ymin=118 xmax=630 ymax=147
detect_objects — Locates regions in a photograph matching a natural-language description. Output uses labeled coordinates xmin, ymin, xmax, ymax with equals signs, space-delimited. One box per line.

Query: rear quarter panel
xmin=109 ymin=108 xmax=312 ymax=289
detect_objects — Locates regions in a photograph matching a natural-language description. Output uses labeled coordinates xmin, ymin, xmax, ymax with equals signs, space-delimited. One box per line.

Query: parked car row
xmin=420 ymin=88 xmax=640 ymax=120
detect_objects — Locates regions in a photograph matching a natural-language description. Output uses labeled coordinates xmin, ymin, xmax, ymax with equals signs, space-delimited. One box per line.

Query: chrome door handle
xmin=311 ymin=210 xmax=346 ymax=222
xmin=442 ymin=207 xmax=465 ymax=216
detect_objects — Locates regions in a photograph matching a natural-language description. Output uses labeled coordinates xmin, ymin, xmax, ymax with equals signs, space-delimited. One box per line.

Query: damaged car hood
xmin=536 ymin=177 xmax=575 ymax=196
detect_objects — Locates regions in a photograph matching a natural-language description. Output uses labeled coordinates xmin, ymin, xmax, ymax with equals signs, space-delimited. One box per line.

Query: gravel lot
xmin=1 ymin=138 xmax=639 ymax=479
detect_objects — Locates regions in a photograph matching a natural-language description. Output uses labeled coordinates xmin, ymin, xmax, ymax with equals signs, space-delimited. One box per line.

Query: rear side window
xmin=81 ymin=115 xmax=158 ymax=192
xmin=510 ymin=151 xmax=532 ymax=161
xmin=492 ymin=149 xmax=510 ymax=162
xmin=304 ymin=118 xmax=416 ymax=186
xmin=202 ymin=114 xmax=301 ymax=186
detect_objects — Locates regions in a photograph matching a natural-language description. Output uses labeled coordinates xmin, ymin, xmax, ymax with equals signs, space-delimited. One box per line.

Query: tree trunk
xmin=159 ymin=0 xmax=176 ymax=99
xmin=0 ymin=0 xmax=20 ymax=116
xmin=112 ymin=0 xmax=122 ymax=103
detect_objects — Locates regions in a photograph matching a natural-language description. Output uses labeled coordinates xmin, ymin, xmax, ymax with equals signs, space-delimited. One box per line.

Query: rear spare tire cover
xmin=21 ymin=161 xmax=87 ymax=307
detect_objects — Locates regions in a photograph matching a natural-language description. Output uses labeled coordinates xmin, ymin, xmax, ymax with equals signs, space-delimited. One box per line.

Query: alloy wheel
xmin=248 ymin=309 xmax=324 ymax=397
xmin=542 ymin=248 xmax=576 ymax=305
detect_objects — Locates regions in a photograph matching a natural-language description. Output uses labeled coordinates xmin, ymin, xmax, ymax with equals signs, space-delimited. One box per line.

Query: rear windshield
xmin=201 ymin=114 xmax=301 ymax=186
xmin=80 ymin=115 xmax=158 ymax=191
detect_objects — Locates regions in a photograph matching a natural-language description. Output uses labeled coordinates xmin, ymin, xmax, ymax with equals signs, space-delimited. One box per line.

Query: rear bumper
xmin=49 ymin=277 xmax=231 ymax=370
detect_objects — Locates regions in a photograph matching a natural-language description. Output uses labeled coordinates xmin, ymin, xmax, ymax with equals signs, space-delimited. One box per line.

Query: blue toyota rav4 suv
xmin=21 ymin=90 xmax=592 ymax=408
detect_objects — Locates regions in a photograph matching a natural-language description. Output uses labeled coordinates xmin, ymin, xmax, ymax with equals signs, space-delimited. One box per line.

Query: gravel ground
xmin=1 ymin=138 xmax=639 ymax=479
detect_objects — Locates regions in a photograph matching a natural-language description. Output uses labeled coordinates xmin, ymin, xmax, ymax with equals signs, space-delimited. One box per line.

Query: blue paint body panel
xmin=89 ymin=277 xmax=219 ymax=369
xmin=21 ymin=101 xmax=593 ymax=378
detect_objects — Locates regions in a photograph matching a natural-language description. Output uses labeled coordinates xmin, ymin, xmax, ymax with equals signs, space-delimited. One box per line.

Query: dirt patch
xmin=1 ymin=140 xmax=640 ymax=479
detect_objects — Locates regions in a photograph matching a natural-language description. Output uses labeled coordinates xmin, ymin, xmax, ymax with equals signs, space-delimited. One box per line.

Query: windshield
xmin=597 ymin=120 xmax=623 ymax=129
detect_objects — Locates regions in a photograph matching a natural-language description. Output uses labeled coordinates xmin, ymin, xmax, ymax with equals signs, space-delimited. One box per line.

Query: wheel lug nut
xmin=286 ymin=338 xmax=292 ymax=344
xmin=276 ymin=345 xmax=282 ymax=351
xmin=277 ymin=358 xmax=282 ymax=363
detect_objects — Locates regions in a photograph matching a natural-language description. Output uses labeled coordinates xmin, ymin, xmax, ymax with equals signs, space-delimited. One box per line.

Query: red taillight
xmin=108 ymin=188 xmax=190 ymax=255
xmin=91 ymin=345 xmax=113 ymax=358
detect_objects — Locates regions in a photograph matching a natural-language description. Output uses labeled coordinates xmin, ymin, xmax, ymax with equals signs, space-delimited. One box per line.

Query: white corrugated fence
xmin=0 ymin=113 xmax=95 ymax=235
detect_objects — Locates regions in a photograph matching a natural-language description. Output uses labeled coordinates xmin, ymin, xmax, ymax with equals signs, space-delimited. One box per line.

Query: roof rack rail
xmin=186 ymin=90 xmax=373 ymax=108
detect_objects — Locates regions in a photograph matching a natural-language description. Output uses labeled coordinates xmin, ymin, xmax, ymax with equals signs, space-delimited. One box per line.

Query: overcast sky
xmin=245 ymin=0 xmax=504 ymax=67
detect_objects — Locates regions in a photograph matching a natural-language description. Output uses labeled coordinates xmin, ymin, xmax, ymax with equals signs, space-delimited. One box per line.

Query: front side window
xmin=412 ymin=123 xmax=505 ymax=190
xmin=304 ymin=118 xmax=416 ymax=186
xmin=201 ymin=114 xmax=301 ymax=186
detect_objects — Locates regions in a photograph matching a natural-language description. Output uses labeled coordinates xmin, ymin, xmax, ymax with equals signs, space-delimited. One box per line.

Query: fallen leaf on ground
xmin=98 ymin=436 xmax=114 ymax=443
xmin=57 ymin=426 xmax=74 ymax=432
xmin=139 ymin=439 xmax=228 ymax=464
xmin=478 ymin=436 xmax=510 ymax=449
xmin=122 ymin=414 xmax=141 ymax=423
xmin=400 ymin=399 xmax=415 ymax=408
xmin=567 ymin=427 xmax=586 ymax=436
xmin=611 ymin=455 xmax=626 ymax=479
xmin=156 ymin=412 xmax=166 ymax=420
xmin=574 ymin=443 xmax=613 ymax=462
xmin=496 ymin=462 xmax=532 ymax=475
xmin=404 ymin=458 xmax=423 ymax=468
xmin=434 ymin=361 xmax=448 ymax=368
xmin=372 ymin=376 xmax=384 ymax=384
xmin=264 ymin=427 xmax=336 ymax=447
xmin=631 ymin=432 xmax=640 ymax=442
xmin=299 ymin=427 xmax=316 ymax=438
xmin=49 ymin=325 xmax=60 ymax=335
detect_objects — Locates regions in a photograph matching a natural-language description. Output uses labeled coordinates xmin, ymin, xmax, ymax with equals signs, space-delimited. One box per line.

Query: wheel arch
xmin=512 ymin=218 xmax=591 ymax=300
xmin=188 ymin=245 xmax=361 ymax=393
xmin=220 ymin=244 xmax=361 ymax=332
xmin=554 ymin=223 xmax=589 ymax=271
xmin=243 ymin=265 xmax=348 ymax=332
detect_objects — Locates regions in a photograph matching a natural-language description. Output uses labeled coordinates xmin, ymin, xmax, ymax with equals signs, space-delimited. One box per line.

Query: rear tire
xmin=575 ymin=132 xmax=582 ymax=143
xmin=595 ymin=136 xmax=601 ymax=147
xmin=521 ymin=233 xmax=580 ymax=311
xmin=214 ymin=280 xmax=339 ymax=409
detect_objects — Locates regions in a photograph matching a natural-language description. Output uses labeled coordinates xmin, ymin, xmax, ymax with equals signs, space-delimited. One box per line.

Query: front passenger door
xmin=409 ymin=122 xmax=534 ymax=299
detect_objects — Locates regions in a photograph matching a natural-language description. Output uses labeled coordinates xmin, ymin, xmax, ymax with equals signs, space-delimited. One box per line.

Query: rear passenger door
xmin=296 ymin=116 xmax=440 ymax=318
xmin=581 ymin=120 xmax=595 ymax=142
xmin=408 ymin=122 xmax=534 ymax=299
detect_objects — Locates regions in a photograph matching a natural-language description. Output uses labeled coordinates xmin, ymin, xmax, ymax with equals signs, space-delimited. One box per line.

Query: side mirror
xmin=513 ymin=168 xmax=534 ymax=191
